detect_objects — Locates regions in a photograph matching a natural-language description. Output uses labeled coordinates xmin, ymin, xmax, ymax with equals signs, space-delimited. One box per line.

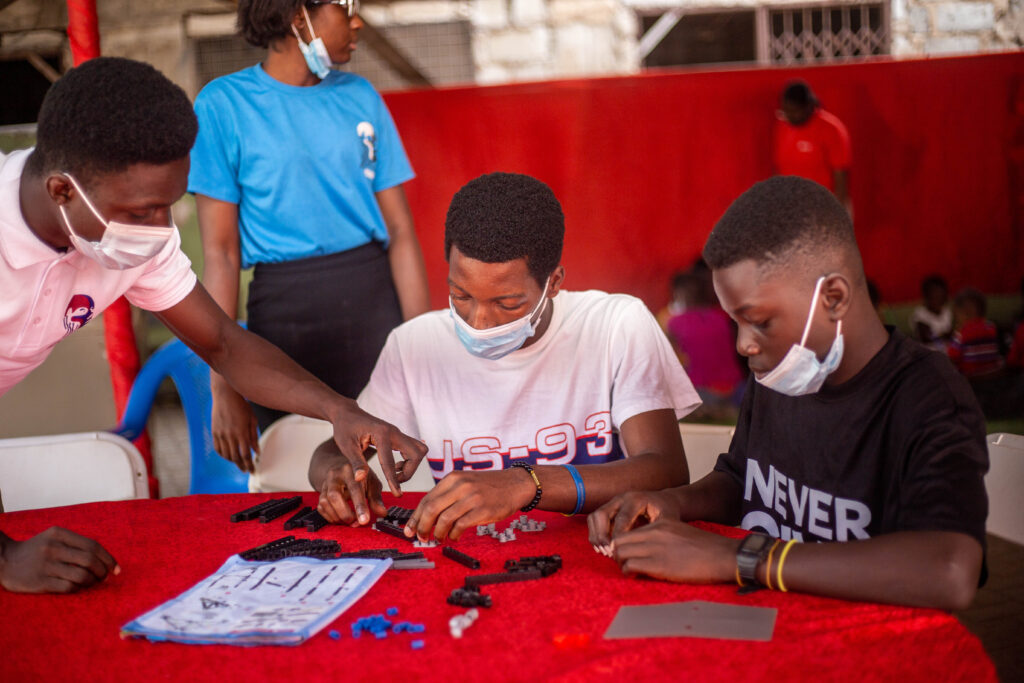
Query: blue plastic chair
xmin=115 ymin=338 xmax=249 ymax=494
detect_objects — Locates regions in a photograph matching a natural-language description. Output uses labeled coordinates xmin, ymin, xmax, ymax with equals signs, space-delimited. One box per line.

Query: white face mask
xmin=450 ymin=279 xmax=550 ymax=361
xmin=755 ymin=276 xmax=844 ymax=396
xmin=292 ymin=7 xmax=332 ymax=79
xmin=58 ymin=174 xmax=175 ymax=270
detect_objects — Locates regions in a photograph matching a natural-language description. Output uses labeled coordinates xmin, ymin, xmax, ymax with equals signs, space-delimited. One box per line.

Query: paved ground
xmin=148 ymin=402 xmax=1022 ymax=680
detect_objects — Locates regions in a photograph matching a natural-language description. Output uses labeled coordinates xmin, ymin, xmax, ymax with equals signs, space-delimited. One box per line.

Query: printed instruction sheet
xmin=122 ymin=555 xmax=391 ymax=645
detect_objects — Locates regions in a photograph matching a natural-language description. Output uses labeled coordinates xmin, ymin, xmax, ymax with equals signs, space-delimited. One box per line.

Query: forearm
xmin=202 ymin=253 xmax=242 ymax=391
xmin=196 ymin=195 xmax=243 ymax=386
xmin=672 ymin=471 xmax=744 ymax=525
xmin=752 ymin=531 xmax=982 ymax=610
xmin=0 ymin=530 xmax=13 ymax=578
xmin=309 ymin=441 xmax=345 ymax=490
xmin=529 ymin=452 xmax=688 ymax=514
xmin=378 ymin=185 xmax=429 ymax=320
xmin=387 ymin=232 xmax=429 ymax=320
xmin=833 ymin=169 xmax=850 ymax=210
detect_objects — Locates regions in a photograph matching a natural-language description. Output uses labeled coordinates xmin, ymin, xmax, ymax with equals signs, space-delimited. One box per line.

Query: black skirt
xmin=246 ymin=242 xmax=402 ymax=431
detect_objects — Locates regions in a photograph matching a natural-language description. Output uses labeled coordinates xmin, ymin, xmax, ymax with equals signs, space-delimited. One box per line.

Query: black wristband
xmin=509 ymin=462 xmax=542 ymax=512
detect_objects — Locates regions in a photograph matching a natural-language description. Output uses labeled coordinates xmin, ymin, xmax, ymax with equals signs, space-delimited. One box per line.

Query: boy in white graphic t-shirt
xmin=310 ymin=172 xmax=701 ymax=539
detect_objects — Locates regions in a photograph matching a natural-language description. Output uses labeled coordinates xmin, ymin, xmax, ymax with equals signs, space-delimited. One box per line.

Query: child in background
xmin=909 ymin=274 xmax=952 ymax=351
xmin=666 ymin=272 xmax=744 ymax=418
xmin=1008 ymin=277 xmax=1024 ymax=369
xmin=948 ymin=288 xmax=1004 ymax=378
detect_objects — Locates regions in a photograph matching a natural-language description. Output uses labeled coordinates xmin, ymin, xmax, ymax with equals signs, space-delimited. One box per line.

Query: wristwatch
xmin=736 ymin=532 xmax=773 ymax=590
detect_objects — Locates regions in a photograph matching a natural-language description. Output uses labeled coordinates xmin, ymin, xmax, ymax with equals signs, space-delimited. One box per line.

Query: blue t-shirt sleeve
xmin=188 ymin=86 xmax=241 ymax=204
xmin=371 ymin=90 xmax=414 ymax=192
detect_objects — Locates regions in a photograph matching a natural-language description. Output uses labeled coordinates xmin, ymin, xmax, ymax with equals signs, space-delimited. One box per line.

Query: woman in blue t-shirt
xmin=189 ymin=0 xmax=430 ymax=472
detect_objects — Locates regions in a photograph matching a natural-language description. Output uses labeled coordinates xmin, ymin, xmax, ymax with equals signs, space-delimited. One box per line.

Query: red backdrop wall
xmin=384 ymin=52 xmax=1024 ymax=311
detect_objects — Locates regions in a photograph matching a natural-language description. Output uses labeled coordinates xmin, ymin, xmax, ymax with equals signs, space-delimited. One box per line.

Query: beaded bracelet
xmin=509 ymin=462 xmax=543 ymax=512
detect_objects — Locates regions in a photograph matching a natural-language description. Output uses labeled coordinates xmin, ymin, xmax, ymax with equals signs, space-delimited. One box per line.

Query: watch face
xmin=740 ymin=533 xmax=771 ymax=555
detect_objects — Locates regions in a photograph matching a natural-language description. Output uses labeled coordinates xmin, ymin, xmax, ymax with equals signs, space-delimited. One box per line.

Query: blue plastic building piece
xmin=411 ymin=640 xmax=425 ymax=650
xmin=386 ymin=607 xmax=399 ymax=616
xmin=329 ymin=630 xmax=341 ymax=640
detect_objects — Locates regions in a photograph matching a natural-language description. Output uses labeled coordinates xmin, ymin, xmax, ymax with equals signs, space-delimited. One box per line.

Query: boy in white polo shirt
xmin=0 ymin=57 xmax=425 ymax=594
xmin=309 ymin=172 xmax=701 ymax=539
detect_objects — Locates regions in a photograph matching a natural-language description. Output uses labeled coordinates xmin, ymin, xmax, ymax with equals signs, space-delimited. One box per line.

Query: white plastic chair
xmin=679 ymin=423 xmax=735 ymax=482
xmin=985 ymin=432 xmax=1024 ymax=546
xmin=0 ymin=432 xmax=149 ymax=512
xmin=251 ymin=414 xmax=436 ymax=493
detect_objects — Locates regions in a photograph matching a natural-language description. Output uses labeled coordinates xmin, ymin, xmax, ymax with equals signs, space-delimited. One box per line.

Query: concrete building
xmin=0 ymin=0 xmax=1021 ymax=116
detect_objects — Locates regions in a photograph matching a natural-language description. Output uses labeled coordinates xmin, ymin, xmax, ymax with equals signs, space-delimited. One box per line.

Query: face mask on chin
xmin=292 ymin=7 xmax=333 ymax=79
xmin=58 ymin=173 xmax=175 ymax=270
xmin=755 ymin=275 xmax=845 ymax=396
xmin=450 ymin=279 xmax=551 ymax=361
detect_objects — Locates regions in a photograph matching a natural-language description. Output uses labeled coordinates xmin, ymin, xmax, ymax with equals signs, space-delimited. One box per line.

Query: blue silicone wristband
xmin=563 ymin=464 xmax=585 ymax=516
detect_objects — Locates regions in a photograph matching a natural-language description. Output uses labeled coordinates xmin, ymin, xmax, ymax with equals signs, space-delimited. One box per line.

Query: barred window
xmin=638 ymin=1 xmax=889 ymax=68
xmin=766 ymin=3 xmax=889 ymax=63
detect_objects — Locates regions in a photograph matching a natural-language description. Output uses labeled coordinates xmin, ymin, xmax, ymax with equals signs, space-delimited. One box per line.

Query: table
xmin=0 ymin=493 xmax=995 ymax=682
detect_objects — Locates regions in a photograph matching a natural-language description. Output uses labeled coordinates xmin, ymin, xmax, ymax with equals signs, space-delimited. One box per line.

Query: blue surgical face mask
xmin=755 ymin=276 xmax=844 ymax=396
xmin=450 ymin=280 xmax=551 ymax=360
xmin=292 ymin=7 xmax=332 ymax=79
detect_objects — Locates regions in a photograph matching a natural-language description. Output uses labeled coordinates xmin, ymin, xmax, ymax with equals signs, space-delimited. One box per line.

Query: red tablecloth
xmin=0 ymin=493 xmax=995 ymax=682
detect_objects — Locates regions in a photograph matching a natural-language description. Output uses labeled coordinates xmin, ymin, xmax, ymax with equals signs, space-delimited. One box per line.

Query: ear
xmin=45 ymin=174 xmax=74 ymax=205
xmin=547 ymin=265 xmax=566 ymax=297
xmin=821 ymin=272 xmax=852 ymax=321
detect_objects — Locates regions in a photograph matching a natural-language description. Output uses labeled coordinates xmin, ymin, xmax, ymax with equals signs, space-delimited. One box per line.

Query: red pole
xmin=66 ymin=0 xmax=159 ymax=497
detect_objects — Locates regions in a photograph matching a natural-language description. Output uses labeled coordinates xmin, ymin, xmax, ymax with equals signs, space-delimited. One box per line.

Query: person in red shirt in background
xmin=948 ymin=288 xmax=1004 ymax=379
xmin=948 ymin=287 xmax=1024 ymax=419
xmin=773 ymin=80 xmax=852 ymax=213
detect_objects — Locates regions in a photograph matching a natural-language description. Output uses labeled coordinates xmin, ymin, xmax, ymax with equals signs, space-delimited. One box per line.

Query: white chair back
xmin=679 ymin=423 xmax=735 ymax=482
xmin=986 ymin=432 xmax=1024 ymax=545
xmin=0 ymin=432 xmax=148 ymax=512
xmin=252 ymin=414 xmax=436 ymax=493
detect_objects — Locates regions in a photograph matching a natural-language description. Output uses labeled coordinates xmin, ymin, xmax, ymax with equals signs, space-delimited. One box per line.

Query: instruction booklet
xmin=121 ymin=555 xmax=390 ymax=646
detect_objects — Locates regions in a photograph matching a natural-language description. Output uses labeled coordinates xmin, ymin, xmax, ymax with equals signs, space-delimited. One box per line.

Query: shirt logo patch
xmin=63 ymin=294 xmax=95 ymax=334
xmin=357 ymin=121 xmax=377 ymax=180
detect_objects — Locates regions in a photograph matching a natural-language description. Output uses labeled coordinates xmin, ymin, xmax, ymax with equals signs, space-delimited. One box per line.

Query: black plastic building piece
xmin=447 ymin=587 xmax=492 ymax=608
xmin=304 ymin=511 xmax=329 ymax=532
xmin=442 ymin=546 xmax=481 ymax=570
xmin=384 ymin=506 xmax=414 ymax=525
xmin=505 ymin=554 xmax=562 ymax=576
xmin=258 ymin=496 xmax=303 ymax=523
xmin=231 ymin=498 xmax=286 ymax=523
xmin=464 ymin=568 xmax=542 ymax=588
xmin=239 ymin=535 xmax=296 ymax=559
xmin=283 ymin=506 xmax=316 ymax=530
xmin=373 ymin=519 xmax=414 ymax=542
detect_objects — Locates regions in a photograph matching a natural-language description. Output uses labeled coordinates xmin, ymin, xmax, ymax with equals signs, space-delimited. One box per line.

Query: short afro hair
xmin=781 ymin=79 xmax=818 ymax=109
xmin=921 ymin=273 xmax=949 ymax=297
xmin=703 ymin=176 xmax=856 ymax=274
xmin=27 ymin=57 xmax=197 ymax=181
xmin=445 ymin=172 xmax=564 ymax=286
xmin=238 ymin=0 xmax=305 ymax=48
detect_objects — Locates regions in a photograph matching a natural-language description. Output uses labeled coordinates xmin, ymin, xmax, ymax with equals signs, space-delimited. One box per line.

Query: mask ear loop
xmin=798 ymin=276 xmax=827 ymax=348
xmin=62 ymin=173 xmax=108 ymax=226
xmin=291 ymin=6 xmax=318 ymax=43
xmin=528 ymin=278 xmax=552 ymax=326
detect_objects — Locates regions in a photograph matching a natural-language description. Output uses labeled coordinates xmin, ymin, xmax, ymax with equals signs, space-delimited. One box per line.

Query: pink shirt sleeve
xmin=124 ymin=229 xmax=198 ymax=312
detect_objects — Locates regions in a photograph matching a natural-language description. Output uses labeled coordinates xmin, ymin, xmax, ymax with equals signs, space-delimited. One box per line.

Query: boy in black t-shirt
xmin=589 ymin=176 xmax=988 ymax=609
